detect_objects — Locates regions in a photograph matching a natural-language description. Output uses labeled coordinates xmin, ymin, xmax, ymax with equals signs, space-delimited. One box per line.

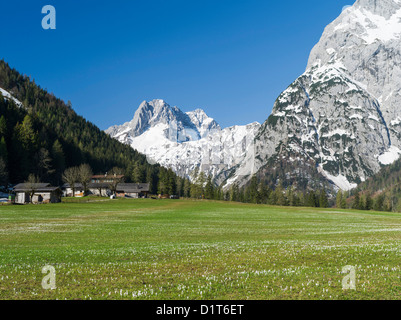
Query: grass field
xmin=0 ymin=198 xmax=401 ymax=300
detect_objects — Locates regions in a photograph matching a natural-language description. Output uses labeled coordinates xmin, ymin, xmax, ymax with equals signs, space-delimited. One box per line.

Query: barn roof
xmin=116 ymin=183 xmax=150 ymax=193
xmin=88 ymin=182 xmax=111 ymax=189
xmin=14 ymin=183 xmax=50 ymax=189
xmin=61 ymin=183 xmax=84 ymax=189
xmin=13 ymin=183 xmax=61 ymax=192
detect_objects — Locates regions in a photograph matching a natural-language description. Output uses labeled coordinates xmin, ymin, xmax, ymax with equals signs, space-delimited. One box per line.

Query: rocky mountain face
xmin=186 ymin=109 xmax=221 ymax=138
xmin=105 ymin=99 xmax=260 ymax=184
xmin=106 ymin=99 xmax=206 ymax=143
xmin=228 ymin=0 xmax=401 ymax=192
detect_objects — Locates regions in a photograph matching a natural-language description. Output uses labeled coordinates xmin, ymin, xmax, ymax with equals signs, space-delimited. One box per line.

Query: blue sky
xmin=1 ymin=0 xmax=353 ymax=129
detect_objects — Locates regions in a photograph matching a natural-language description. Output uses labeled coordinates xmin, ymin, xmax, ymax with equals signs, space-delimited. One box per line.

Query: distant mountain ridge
xmin=106 ymin=99 xmax=221 ymax=144
xmin=106 ymin=99 xmax=260 ymax=184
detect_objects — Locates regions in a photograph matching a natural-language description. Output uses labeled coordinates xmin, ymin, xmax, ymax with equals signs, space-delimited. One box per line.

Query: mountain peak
xmin=317 ymin=0 xmax=401 ymax=49
xmin=188 ymin=108 xmax=208 ymax=116
xmin=307 ymin=0 xmax=401 ymax=72
xmin=186 ymin=109 xmax=221 ymax=138
xmin=106 ymin=100 xmax=258 ymax=185
xmin=355 ymin=0 xmax=401 ymax=17
xmin=137 ymin=99 xmax=168 ymax=113
xmin=107 ymin=100 xmax=205 ymax=143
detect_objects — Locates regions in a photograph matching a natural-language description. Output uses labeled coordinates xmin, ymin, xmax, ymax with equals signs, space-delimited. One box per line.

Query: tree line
xmin=339 ymin=152 xmax=401 ymax=212
xmin=182 ymin=173 xmax=331 ymax=208
xmin=223 ymin=176 xmax=330 ymax=207
xmin=341 ymin=189 xmax=394 ymax=212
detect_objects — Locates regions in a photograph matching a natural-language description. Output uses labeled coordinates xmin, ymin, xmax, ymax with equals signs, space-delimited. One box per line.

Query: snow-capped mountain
xmin=106 ymin=99 xmax=206 ymax=143
xmin=106 ymin=99 xmax=260 ymax=183
xmin=229 ymin=0 xmax=401 ymax=191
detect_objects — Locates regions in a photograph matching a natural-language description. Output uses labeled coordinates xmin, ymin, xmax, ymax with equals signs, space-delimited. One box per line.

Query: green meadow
xmin=0 ymin=198 xmax=401 ymax=300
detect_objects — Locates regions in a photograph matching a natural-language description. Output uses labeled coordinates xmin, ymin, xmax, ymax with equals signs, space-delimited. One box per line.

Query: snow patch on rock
xmin=0 ymin=87 xmax=22 ymax=107
xmin=378 ymin=146 xmax=401 ymax=165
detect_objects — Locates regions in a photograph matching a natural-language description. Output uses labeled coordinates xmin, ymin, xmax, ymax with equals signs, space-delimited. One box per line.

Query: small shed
xmin=13 ymin=183 xmax=62 ymax=204
xmin=61 ymin=183 xmax=85 ymax=197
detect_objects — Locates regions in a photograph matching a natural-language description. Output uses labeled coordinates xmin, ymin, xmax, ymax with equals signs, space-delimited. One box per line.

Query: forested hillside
xmin=0 ymin=59 xmax=186 ymax=194
xmin=348 ymin=158 xmax=401 ymax=212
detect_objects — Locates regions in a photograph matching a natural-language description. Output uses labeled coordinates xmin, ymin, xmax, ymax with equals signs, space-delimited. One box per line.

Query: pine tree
xmin=146 ymin=169 xmax=155 ymax=194
xmin=291 ymin=190 xmax=301 ymax=207
xmin=36 ymin=148 xmax=55 ymax=180
xmin=19 ymin=115 xmax=38 ymax=150
xmin=269 ymin=188 xmax=278 ymax=205
xmin=319 ymin=189 xmax=329 ymax=208
xmin=341 ymin=193 xmax=347 ymax=209
xmin=183 ymin=178 xmax=191 ymax=198
xmin=359 ymin=194 xmax=366 ymax=210
xmin=352 ymin=192 xmax=361 ymax=210
xmin=205 ymin=175 xmax=215 ymax=200
xmin=0 ymin=115 xmax=6 ymax=137
xmin=51 ymin=140 xmax=65 ymax=182
xmin=132 ymin=162 xmax=144 ymax=183
xmin=239 ymin=187 xmax=246 ymax=203
xmin=365 ymin=193 xmax=373 ymax=210
xmin=287 ymin=186 xmax=294 ymax=206
xmin=158 ymin=168 xmax=167 ymax=195
xmin=175 ymin=176 xmax=184 ymax=197
xmin=230 ymin=183 xmax=240 ymax=202
xmin=298 ymin=192 xmax=305 ymax=207
xmin=383 ymin=193 xmax=393 ymax=212
xmin=248 ymin=175 xmax=259 ymax=204
xmin=275 ymin=183 xmax=287 ymax=206
xmin=336 ymin=190 xmax=343 ymax=208
xmin=258 ymin=182 xmax=270 ymax=204
xmin=0 ymin=157 xmax=8 ymax=188
xmin=0 ymin=136 xmax=7 ymax=162
xmin=306 ymin=191 xmax=318 ymax=207
xmin=215 ymin=187 xmax=223 ymax=200
xmin=196 ymin=172 xmax=206 ymax=199
xmin=374 ymin=194 xmax=385 ymax=211
xmin=166 ymin=168 xmax=177 ymax=195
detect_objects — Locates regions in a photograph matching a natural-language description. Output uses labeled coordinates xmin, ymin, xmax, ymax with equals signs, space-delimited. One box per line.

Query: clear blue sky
xmin=1 ymin=0 xmax=353 ymax=130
